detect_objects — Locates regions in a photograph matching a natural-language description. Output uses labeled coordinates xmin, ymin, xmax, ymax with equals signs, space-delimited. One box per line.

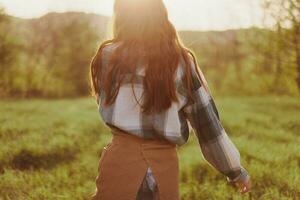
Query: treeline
xmin=262 ymin=0 xmax=300 ymax=95
xmin=0 ymin=11 xmax=108 ymax=98
xmin=181 ymin=0 xmax=300 ymax=95
xmin=0 ymin=4 xmax=299 ymax=98
xmin=180 ymin=27 xmax=299 ymax=95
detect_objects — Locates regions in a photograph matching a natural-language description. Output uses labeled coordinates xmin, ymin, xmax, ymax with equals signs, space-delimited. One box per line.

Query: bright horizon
xmin=0 ymin=0 xmax=265 ymax=31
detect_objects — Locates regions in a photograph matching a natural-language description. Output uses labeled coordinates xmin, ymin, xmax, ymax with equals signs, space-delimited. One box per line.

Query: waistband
xmin=110 ymin=126 xmax=176 ymax=147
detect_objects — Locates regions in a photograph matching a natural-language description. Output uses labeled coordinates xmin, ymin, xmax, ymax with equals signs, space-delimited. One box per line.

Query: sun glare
xmin=0 ymin=0 xmax=263 ymax=30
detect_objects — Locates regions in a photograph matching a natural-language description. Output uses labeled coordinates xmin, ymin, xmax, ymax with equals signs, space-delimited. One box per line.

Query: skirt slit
xmin=91 ymin=129 xmax=179 ymax=200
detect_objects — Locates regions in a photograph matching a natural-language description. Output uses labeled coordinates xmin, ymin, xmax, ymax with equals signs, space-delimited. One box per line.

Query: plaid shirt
xmin=97 ymin=43 xmax=249 ymax=191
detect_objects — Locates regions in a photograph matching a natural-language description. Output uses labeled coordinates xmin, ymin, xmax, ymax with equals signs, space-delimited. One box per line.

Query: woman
xmin=90 ymin=0 xmax=251 ymax=199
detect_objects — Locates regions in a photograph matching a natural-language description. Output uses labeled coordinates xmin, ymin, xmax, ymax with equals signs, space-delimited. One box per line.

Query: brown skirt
xmin=91 ymin=128 xmax=180 ymax=200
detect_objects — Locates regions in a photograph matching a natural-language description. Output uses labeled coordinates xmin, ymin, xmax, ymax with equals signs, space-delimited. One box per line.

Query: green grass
xmin=0 ymin=96 xmax=299 ymax=200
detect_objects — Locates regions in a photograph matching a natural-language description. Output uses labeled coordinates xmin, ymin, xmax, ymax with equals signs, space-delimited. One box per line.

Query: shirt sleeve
xmin=181 ymin=56 xmax=250 ymax=184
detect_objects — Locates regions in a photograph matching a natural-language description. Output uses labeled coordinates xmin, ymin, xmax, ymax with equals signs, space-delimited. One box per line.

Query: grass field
xmin=0 ymin=96 xmax=299 ymax=200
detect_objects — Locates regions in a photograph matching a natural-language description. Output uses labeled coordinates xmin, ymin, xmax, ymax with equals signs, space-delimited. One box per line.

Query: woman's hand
xmin=234 ymin=176 xmax=252 ymax=194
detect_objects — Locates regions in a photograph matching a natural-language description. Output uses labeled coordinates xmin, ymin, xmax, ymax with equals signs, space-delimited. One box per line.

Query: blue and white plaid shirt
xmin=97 ymin=43 xmax=249 ymax=191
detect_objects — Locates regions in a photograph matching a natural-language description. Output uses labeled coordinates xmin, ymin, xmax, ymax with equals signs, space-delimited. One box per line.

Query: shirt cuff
xmin=226 ymin=167 xmax=249 ymax=184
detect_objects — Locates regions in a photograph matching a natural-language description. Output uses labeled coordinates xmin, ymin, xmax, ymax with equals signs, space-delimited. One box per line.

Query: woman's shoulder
xmin=176 ymin=49 xmax=197 ymax=76
xmin=100 ymin=41 xmax=120 ymax=56
xmin=103 ymin=41 xmax=120 ymax=51
xmin=96 ymin=41 xmax=122 ymax=65
xmin=101 ymin=40 xmax=121 ymax=53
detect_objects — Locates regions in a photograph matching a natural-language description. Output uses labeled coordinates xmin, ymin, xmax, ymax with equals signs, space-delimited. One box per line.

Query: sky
xmin=0 ymin=0 xmax=264 ymax=31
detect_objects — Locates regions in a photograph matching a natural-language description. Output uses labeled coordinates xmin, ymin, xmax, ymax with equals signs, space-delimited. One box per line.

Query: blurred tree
xmin=287 ymin=0 xmax=300 ymax=92
xmin=0 ymin=8 xmax=21 ymax=97
xmin=273 ymin=22 xmax=284 ymax=86
xmin=230 ymin=31 xmax=245 ymax=84
xmin=44 ymin=15 xmax=99 ymax=96
xmin=263 ymin=0 xmax=300 ymax=93
xmin=18 ymin=13 xmax=101 ymax=97
xmin=0 ymin=12 xmax=106 ymax=98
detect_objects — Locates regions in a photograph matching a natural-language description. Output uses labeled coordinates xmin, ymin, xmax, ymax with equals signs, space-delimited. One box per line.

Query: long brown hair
xmin=90 ymin=0 xmax=206 ymax=114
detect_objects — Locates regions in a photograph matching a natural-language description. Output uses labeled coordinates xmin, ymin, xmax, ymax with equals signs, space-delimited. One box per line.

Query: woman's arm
xmin=182 ymin=56 xmax=250 ymax=185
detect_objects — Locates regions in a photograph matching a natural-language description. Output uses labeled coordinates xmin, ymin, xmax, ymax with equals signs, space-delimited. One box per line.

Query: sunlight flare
xmin=0 ymin=0 xmax=263 ymax=30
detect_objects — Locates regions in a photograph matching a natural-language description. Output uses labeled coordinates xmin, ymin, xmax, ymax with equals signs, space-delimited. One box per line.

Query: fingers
xmin=228 ymin=177 xmax=252 ymax=194
xmin=231 ymin=178 xmax=251 ymax=194
xmin=240 ymin=185 xmax=251 ymax=194
xmin=240 ymin=180 xmax=252 ymax=194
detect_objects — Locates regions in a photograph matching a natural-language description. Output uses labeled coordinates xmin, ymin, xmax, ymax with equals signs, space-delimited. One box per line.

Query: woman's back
xmin=93 ymin=41 xmax=251 ymax=198
xmin=94 ymin=39 xmax=250 ymax=180
xmin=98 ymin=42 xmax=194 ymax=145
